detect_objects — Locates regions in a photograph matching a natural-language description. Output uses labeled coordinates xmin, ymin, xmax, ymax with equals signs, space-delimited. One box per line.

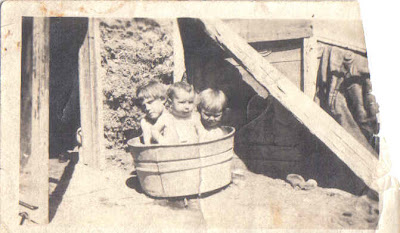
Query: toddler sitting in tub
xmin=166 ymin=81 xmax=202 ymax=143
xmin=197 ymin=88 xmax=228 ymax=141
xmin=137 ymin=80 xmax=179 ymax=144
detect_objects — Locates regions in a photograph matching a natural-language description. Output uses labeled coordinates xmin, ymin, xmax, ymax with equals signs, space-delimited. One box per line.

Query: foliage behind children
xmin=100 ymin=19 xmax=174 ymax=150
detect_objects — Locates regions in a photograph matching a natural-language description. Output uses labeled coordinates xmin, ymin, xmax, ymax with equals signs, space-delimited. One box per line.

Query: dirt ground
xmin=41 ymin=154 xmax=380 ymax=229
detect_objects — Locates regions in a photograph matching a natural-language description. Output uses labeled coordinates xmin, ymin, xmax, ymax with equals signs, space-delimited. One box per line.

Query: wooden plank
xmin=173 ymin=19 xmax=186 ymax=83
xmin=79 ymin=18 xmax=106 ymax=169
xmin=199 ymin=19 xmax=379 ymax=191
xmin=317 ymin=37 xmax=367 ymax=55
xmin=222 ymin=19 xmax=312 ymax=42
xmin=302 ymin=37 xmax=319 ymax=98
xmin=312 ymin=20 xmax=367 ymax=54
xmin=91 ymin=18 xmax=106 ymax=170
xmin=79 ymin=22 xmax=93 ymax=166
xmin=29 ymin=17 xmax=50 ymax=224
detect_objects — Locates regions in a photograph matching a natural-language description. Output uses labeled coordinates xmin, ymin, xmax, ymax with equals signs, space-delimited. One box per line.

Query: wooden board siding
xmin=302 ymin=37 xmax=319 ymax=98
xmin=222 ymin=19 xmax=312 ymax=42
xmin=22 ymin=17 xmax=50 ymax=224
xmin=250 ymin=39 xmax=302 ymax=88
xmin=199 ymin=19 xmax=379 ymax=192
xmin=313 ymin=19 xmax=367 ymax=54
xmin=79 ymin=18 xmax=105 ymax=169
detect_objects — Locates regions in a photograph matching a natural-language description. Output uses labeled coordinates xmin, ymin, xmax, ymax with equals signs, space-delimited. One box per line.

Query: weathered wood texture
xmin=29 ymin=17 xmax=51 ymax=224
xmin=222 ymin=19 xmax=312 ymax=42
xmin=302 ymin=37 xmax=319 ymax=98
xmin=79 ymin=18 xmax=105 ymax=169
xmin=313 ymin=20 xmax=367 ymax=54
xmin=250 ymin=39 xmax=303 ymax=89
xmin=200 ymin=19 xmax=378 ymax=191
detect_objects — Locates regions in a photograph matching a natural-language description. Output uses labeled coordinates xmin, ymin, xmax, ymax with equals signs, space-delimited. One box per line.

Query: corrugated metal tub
xmin=127 ymin=126 xmax=235 ymax=197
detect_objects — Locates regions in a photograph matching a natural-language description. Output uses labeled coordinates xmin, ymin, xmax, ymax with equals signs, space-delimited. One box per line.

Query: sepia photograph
xmin=1 ymin=1 xmax=398 ymax=232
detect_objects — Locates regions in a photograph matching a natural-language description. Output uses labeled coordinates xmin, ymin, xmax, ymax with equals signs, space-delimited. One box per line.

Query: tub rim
xmin=127 ymin=126 xmax=235 ymax=149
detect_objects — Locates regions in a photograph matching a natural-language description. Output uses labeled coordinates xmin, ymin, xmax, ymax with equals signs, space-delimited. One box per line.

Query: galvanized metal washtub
xmin=127 ymin=126 xmax=235 ymax=197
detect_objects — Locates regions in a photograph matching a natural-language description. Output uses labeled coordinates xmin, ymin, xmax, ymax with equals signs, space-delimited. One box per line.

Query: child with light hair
xmin=136 ymin=80 xmax=178 ymax=144
xmin=197 ymin=88 xmax=228 ymax=141
xmin=166 ymin=81 xmax=202 ymax=143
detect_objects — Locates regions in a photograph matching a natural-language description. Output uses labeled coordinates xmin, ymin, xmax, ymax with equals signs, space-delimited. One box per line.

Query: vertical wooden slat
xmin=29 ymin=17 xmax=50 ymax=224
xmin=78 ymin=23 xmax=93 ymax=166
xmin=79 ymin=18 xmax=105 ymax=169
xmin=91 ymin=18 xmax=106 ymax=169
xmin=173 ymin=19 xmax=186 ymax=83
xmin=302 ymin=37 xmax=319 ymax=98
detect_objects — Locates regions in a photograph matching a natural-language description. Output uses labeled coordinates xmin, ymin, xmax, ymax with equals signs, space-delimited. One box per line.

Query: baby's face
xmin=141 ymin=97 xmax=165 ymax=121
xmin=170 ymin=89 xmax=195 ymax=118
xmin=200 ymin=108 xmax=223 ymax=128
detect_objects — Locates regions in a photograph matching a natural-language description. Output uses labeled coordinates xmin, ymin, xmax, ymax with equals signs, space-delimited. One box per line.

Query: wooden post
xmin=79 ymin=18 xmax=105 ymax=169
xmin=199 ymin=19 xmax=379 ymax=191
xmin=302 ymin=37 xmax=319 ymax=98
xmin=79 ymin=21 xmax=93 ymax=166
xmin=28 ymin=17 xmax=50 ymax=224
xmin=173 ymin=19 xmax=186 ymax=83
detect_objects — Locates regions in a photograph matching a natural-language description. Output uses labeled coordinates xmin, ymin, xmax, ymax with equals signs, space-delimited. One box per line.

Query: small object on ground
xmin=19 ymin=212 xmax=38 ymax=225
xmin=130 ymin=169 xmax=137 ymax=176
xmin=67 ymin=146 xmax=80 ymax=153
xmin=286 ymin=174 xmax=305 ymax=189
xmin=232 ymin=168 xmax=245 ymax=177
xmin=19 ymin=201 xmax=38 ymax=210
xmin=286 ymin=174 xmax=318 ymax=190
xmin=58 ymin=153 xmax=69 ymax=163
xmin=76 ymin=127 xmax=82 ymax=146
xmin=302 ymin=179 xmax=318 ymax=190
xmin=19 ymin=212 xmax=28 ymax=225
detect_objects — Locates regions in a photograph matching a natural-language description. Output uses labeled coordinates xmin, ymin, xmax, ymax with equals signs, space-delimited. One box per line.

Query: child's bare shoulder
xmin=158 ymin=110 xmax=174 ymax=122
xmin=140 ymin=118 xmax=151 ymax=127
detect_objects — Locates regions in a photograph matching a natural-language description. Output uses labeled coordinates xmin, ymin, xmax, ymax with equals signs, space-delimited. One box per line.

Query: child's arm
xmin=140 ymin=119 xmax=152 ymax=144
xmin=151 ymin=124 xmax=165 ymax=144
xmin=193 ymin=112 xmax=206 ymax=141
xmin=151 ymin=114 xmax=179 ymax=144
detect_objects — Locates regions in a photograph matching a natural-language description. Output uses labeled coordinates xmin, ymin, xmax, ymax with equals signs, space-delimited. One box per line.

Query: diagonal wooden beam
xmin=198 ymin=19 xmax=379 ymax=191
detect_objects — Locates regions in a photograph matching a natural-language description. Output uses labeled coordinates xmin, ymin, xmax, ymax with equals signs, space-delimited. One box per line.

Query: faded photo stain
xmin=40 ymin=2 xmax=65 ymax=17
xmin=40 ymin=2 xmax=48 ymax=14
xmin=106 ymin=2 xmax=125 ymax=14
xmin=79 ymin=6 xmax=87 ymax=13
xmin=4 ymin=30 xmax=11 ymax=39
xmin=271 ymin=204 xmax=282 ymax=227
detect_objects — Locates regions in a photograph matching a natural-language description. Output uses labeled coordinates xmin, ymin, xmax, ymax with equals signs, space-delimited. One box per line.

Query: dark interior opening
xmin=48 ymin=17 xmax=87 ymax=158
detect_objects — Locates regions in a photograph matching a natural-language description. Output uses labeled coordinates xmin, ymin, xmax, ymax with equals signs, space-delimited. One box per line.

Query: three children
xmin=137 ymin=80 xmax=228 ymax=144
